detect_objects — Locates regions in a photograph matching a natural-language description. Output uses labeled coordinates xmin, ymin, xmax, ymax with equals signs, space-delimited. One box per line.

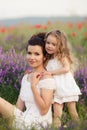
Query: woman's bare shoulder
xmin=41 ymin=71 xmax=53 ymax=80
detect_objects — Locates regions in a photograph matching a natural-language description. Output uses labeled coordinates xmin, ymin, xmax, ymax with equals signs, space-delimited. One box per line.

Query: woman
xmin=0 ymin=33 xmax=56 ymax=130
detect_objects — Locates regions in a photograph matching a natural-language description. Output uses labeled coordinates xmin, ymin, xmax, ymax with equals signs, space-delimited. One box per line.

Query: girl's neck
xmin=47 ymin=52 xmax=58 ymax=60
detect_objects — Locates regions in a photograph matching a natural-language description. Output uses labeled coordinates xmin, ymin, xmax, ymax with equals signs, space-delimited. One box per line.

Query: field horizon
xmin=0 ymin=16 xmax=86 ymax=26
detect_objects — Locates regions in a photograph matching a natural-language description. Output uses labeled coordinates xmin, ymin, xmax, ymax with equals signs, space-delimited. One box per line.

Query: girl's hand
xmin=43 ymin=71 xmax=52 ymax=76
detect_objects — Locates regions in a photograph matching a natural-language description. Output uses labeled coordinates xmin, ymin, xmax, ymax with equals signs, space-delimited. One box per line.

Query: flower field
xmin=0 ymin=19 xmax=87 ymax=129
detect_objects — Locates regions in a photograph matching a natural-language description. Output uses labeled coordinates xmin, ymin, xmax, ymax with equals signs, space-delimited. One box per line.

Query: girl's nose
xmin=48 ymin=43 xmax=52 ymax=48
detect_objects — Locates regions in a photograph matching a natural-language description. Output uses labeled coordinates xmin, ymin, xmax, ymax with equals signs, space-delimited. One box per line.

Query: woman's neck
xmin=32 ymin=66 xmax=45 ymax=73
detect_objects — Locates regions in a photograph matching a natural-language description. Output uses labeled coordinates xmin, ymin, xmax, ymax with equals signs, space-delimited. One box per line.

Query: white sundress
xmin=46 ymin=57 xmax=81 ymax=104
xmin=13 ymin=74 xmax=56 ymax=130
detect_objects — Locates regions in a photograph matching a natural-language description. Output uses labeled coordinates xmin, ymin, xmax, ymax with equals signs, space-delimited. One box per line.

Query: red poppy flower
xmin=72 ymin=32 xmax=77 ymax=37
xmin=1 ymin=27 xmax=6 ymax=33
xmin=35 ymin=24 xmax=42 ymax=29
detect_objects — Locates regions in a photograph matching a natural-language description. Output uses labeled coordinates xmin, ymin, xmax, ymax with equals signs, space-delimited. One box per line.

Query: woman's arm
xmin=31 ymin=72 xmax=54 ymax=115
xmin=32 ymin=86 xmax=53 ymax=115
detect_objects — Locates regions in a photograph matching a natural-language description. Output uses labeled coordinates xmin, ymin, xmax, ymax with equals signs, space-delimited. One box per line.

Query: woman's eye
xmin=27 ymin=52 xmax=31 ymax=55
xmin=35 ymin=53 xmax=40 ymax=55
xmin=27 ymin=52 xmax=40 ymax=56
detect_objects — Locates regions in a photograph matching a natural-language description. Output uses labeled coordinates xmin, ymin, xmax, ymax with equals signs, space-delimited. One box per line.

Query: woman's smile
xmin=26 ymin=45 xmax=45 ymax=69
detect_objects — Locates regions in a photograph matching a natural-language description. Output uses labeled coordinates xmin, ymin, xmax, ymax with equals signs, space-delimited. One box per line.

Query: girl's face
xmin=45 ymin=35 xmax=58 ymax=55
xmin=26 ymin=45 xmax=45 ymax=69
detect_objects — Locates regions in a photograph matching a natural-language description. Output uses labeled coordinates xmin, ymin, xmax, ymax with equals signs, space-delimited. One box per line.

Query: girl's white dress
xmin=46 ymin=57 xmax=81 ymax=104
xmin=13 ymin=74 xmax=56 ymax=130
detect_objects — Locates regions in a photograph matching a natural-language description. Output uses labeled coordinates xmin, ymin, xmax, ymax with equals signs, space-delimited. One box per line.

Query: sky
xmin=0 ymin=0 xmax=87 ymax=20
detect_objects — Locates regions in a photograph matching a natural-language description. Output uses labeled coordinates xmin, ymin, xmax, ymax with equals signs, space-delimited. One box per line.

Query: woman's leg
xmin=53 ymin=102 xmax=63 ymax=128
xmin=0 ymin=97 xmax=15 ymax=118
xmin=67 ymin=101 xmax=79 ymax=122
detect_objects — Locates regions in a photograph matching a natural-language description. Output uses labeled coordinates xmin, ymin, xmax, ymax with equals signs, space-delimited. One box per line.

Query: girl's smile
xmin=45 ymin=35 xmax=58 ymax=55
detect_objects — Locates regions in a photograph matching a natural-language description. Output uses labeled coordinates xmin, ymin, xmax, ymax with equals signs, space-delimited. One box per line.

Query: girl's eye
xmin=46 ymin=41 xmax=50 ymax=44
xmin=52 ymin=43 xmax=56 ymax=46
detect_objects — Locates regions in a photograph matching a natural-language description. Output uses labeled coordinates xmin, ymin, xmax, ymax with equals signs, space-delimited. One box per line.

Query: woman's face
xmin=45 ymin=35 xmax=58 ymax=55
xmin=26 ymin=45 xmax=45 ymax=69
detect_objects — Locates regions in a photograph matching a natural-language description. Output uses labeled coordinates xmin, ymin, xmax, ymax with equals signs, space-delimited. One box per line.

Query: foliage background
xmin=0 ymin=18 xmax=87 ymax=129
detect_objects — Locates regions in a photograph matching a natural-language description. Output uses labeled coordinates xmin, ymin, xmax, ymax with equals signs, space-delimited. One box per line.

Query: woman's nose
xmin=30 ymin=55 xmax=35 ymax=59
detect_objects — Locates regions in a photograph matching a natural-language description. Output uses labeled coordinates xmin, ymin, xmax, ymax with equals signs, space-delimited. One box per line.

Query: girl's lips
xmin=46 ymin=49 xmax=53 ymax=53
xmin=46 ymin=48 xmax=52 ymax=51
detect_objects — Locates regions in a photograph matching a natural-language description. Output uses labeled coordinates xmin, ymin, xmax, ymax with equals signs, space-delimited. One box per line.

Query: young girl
xmin=44 ymin=30 xmax=81 ymax=127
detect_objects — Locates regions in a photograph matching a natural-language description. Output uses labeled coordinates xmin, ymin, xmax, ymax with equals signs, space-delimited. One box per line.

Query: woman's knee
xmin=0 ymin=97 xmax=14 ymax=117
xmin=0 ymin=97 xmax=4 ymax=106
xmin=0 ymin=97 xmax=7 ymax=107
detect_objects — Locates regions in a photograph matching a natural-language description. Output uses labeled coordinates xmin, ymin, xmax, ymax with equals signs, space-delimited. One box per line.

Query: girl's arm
xmin=51 ymin=58 xmax=70 ymax=75
xmin=50 ymin=57 xmax=70 ymax=75
xmin=31 ymin=72 xmax=54 ymax=115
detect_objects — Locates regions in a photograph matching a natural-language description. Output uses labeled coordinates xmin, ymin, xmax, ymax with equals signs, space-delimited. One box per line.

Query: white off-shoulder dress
xmin=13 ymin=74 xmax=56 ymax=130
xmin=46 ymin=57 xmax=81 ymax=104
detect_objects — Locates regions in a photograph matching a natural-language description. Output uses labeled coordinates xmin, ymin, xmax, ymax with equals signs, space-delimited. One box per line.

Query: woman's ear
xmin=43 ymin=57 xmax=46 ymax=61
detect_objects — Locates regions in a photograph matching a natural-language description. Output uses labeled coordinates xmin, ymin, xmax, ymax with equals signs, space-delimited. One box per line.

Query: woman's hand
xmin=31 ymin=72 xmax=43 ymax=88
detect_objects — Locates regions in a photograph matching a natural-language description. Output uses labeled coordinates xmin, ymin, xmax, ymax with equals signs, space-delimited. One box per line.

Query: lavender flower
xmin=0 ymin=48 xmax=30 ymax=91
xmin=75 ymin=65 xmax=87 ymax=105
